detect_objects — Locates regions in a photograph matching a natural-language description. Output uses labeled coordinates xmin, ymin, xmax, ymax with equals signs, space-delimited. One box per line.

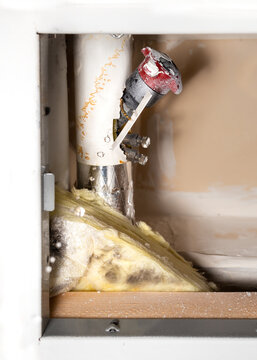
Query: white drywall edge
xmin=2 ymin=1 xmax=257 ymax=35
xmin=0 ymin=2 xmax=257 ymax=360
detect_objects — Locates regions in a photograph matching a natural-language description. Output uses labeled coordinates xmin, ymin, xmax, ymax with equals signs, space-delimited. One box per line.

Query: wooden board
xmin=50 ymin=292 xmax=257 ymax=319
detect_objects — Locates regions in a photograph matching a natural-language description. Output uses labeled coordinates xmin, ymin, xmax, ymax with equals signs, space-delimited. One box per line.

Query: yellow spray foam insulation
xmin=50 ymin=187 xmax=211 ymax=297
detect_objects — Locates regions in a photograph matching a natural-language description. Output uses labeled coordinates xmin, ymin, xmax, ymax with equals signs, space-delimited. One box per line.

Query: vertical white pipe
xmin=74 ymin=34 xmax=132 ymax=166
xmin=73 ymin=34 xmax=134 ymax=219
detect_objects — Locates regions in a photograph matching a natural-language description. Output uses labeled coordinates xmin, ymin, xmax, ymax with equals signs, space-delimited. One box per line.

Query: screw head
xmin=138 ymin=154 xmax=148 ymax=165
xmin=141 ymin=136 xmax=150 ymax=149
xmin=105 ymin=320 xmax=120 ymax=333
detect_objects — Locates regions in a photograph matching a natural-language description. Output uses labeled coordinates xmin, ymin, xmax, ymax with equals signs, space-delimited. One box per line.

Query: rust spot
xmin=79 ymin=38 xmax=126 ymax=122
xmin=77 ymin=146 xmax=83 ymax=159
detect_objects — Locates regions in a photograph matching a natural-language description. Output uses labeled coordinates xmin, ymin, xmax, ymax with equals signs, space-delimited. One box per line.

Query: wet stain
xmin=127 ymin=269 xmax=161 ymax=284
xmin=105 ymin=266 xmax=120 ymax=283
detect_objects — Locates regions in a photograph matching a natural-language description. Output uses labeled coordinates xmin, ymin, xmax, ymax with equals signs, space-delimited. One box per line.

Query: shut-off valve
xmin=113 ymin=47 xmax=182 ymax=165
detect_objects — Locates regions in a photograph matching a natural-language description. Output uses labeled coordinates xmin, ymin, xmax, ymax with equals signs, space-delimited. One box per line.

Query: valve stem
xmin=123 ymin=134 xmax=151 ymax=149
xmin=121 ymin=145 xmax=148 ymax=165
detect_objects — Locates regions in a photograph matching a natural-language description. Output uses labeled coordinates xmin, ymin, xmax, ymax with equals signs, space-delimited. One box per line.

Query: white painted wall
xmin=40 ymin=337 xmax=257 ymax=360
xmin=0 ymin=10 xmax=41 ymax=360
xmin=0 ymin=1 xmax=257 ymax=360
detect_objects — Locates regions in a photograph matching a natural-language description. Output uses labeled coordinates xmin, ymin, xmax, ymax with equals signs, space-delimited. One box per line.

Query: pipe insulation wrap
xmin=74 ymin=34 xmax=132 ymax=166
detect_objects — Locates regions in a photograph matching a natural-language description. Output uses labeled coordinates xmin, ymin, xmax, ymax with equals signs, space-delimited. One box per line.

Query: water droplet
xmin=45 ymin=266 xmax=52 ymax=273
xmin=55 ymin=242 xmax=62 ymax=249
xmin=112 ymin=187 xmax=120 ymax=194
xmin=49 ymin=256 xmax=56 ymax=264
xmin=74 ymin=206 xmax=85 ymax=217
xmin=89 ymin=176 xmax=95 ymax=182
xmin=104 ymin=135 xmax=111 ymax=143
xmin=97 ymin=151 xmax=105 ymax=158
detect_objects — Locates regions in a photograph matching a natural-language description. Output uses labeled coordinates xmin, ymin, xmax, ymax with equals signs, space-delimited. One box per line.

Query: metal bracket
xmin=43 ymin=173 xmax=55 ymax=211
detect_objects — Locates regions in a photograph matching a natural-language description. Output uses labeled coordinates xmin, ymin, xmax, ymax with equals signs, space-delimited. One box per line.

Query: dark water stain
xmin=105 ymin=266 xmax=120 ymax=283
xmin=127 ymin=269 xmax=161 ymax=284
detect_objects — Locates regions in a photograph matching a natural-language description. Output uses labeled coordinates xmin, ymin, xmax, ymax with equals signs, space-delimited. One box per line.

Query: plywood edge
xmin=50 ymin=292 xmax=257 ymax=319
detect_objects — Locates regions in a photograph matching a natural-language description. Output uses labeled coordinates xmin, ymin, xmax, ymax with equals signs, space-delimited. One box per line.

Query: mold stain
xmin=105 ymin=268 xmax=119 ymax=283
xmin=127 ymin=269 xmax=161 ymax=284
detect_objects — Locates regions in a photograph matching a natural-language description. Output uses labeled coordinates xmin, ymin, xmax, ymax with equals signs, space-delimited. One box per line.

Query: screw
xmin=112 ymin=34 xmax=124 ymax=39
xmin=105 ymin=320 xmax=120 ymax=333
xmin=45 ymin=266 xmax=52 ymax=273
xmin=138 ymin=154 xmax=148 ymax=165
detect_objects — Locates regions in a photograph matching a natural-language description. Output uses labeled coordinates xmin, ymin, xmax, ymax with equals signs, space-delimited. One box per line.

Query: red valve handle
xmin=138 ymin=47 xmax=182 ymax=95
